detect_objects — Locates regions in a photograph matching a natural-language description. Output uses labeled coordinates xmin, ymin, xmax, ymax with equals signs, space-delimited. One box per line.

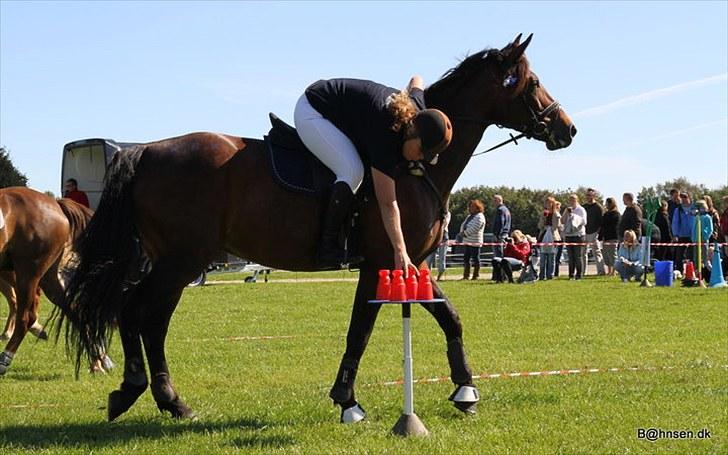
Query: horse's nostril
xmin=570 ymin=124 xmax=578 ymax=137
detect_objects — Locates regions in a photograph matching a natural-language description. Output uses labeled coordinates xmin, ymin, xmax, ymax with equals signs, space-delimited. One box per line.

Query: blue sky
xmin=1 ymin=1 xmax=726 ymax=203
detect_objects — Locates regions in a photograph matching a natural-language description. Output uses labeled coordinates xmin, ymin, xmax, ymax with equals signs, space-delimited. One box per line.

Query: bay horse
xmin=63 ymin=34 xmax=576 ymax=422
xmin=0 ymin=187 xmax=113 ymax=375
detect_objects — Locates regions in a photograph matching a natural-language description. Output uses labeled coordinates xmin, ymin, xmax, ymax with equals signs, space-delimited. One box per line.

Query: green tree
xmin=0 ymin=147 xmax=28 ymax=188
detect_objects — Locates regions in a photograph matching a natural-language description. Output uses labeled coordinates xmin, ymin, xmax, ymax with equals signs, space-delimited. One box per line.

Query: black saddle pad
xmin=264 ymin=113 xmax=335 ymax=194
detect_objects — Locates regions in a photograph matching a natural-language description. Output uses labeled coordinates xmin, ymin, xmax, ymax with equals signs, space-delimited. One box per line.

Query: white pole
xmin=402 ymin=303 xmax=414 ymax=416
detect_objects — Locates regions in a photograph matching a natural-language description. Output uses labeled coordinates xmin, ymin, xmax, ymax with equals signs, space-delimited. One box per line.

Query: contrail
xmin=573 ymin=73 xmax=728 ymax=119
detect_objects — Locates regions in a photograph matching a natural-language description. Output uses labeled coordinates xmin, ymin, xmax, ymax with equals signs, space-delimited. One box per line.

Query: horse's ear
xmin=502 ymin=33 xmax=532 ymax=67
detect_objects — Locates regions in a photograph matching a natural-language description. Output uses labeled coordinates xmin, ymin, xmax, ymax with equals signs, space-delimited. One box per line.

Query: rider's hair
xmin=387 ymin=91 xmax=419 ymax=133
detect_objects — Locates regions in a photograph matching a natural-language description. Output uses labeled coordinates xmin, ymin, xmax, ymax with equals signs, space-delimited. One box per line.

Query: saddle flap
xmin=268 ymin=113 xmax=305 ymax=150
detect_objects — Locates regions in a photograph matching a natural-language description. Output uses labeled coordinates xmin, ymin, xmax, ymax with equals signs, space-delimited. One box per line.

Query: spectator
xmin=553 ymin=201 xmax=565 ymax=277
xmin=537 ymin=196 xmax=561 ymax=280
xmin=615 ymin=229 xmax=644 ymax=282
xmin=703 ymin=195 xmax=721 ymax=243
xmin=671 ymin=191 xmax=695 ymax=270
xmin=583 ymin=188 xmax=605 ymax=275
xmin=599 ymin=197 xmax=621 ymax=277
xmin=720 ymin=196 xmax=728 ymax=278
xmin=427 ymin=211 xmax=451 ymax=281
xmin=491 ymin=194 xmax=512 ymax=260
xmin=458 ymin=200 xmax=486 ymax=280
xmin=562 ymin=203 xmax=586 ymax=280
xmin=618 ymin=192 xmax=642 ymax=240
xmin=491 ymin=230 xmax=531 ymax=283
xmin=667 ymin=189 xmax=681 ymax=223
xmin=653 ymin=200 xmax=673 ymax=261
xmin=692 ymin=200 xmax=714 ymax=282
xmin=63 ymin=178 xmax=90 ymax=208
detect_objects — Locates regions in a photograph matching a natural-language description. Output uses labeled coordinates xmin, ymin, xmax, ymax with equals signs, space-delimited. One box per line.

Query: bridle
xmin=454 ymin=76 xmax=562 ymax=157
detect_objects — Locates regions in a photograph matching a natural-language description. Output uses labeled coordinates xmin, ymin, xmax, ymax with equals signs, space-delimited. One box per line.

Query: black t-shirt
xmin=305 ymin=78 xmax=426 ymax=178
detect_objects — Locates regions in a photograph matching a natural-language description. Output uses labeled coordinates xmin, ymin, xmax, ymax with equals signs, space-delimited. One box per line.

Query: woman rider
xmin=294 ymin=76 xmax=453 ymax=273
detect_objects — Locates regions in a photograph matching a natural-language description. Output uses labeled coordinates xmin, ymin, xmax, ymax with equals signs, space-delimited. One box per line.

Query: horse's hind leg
xmin=0 ymin=275 xmax=41 ymax=375
xmin=0 ymin=277 xmax=16 ymax=341
xmin=107 ymin=306 xmax=148 ymax=421
xmin=137 ymin=257 xmax=199 ymax=419
xmin=330 ymin=269 xmax=380 ymax=423
xmin=419 ymin=279 xmax=480 ymax=414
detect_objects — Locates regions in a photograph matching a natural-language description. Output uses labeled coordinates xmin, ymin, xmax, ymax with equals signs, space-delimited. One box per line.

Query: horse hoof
xmin=101 ymin=356 xmax=116 ymax=371
xmin=37 ymin=331 xmax=49 ymax=341
xmin=0 ymin=351 xmax=13 ymax=375
xmin=107 ymin=383 xmax=148 ymax=421
xmin=449 ymin=384 xmax=479 ymax=415
xmin=340 ymin=402 xmax=366 ymax=424
xmin=156 ymin=399 xmax=197 ymax=420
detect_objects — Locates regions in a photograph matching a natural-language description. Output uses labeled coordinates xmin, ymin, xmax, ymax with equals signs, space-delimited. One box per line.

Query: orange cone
xmin=682 ymin=261 xmax=699 ymax=287
xmin=376 ymin=270 xmax=391 ymax=300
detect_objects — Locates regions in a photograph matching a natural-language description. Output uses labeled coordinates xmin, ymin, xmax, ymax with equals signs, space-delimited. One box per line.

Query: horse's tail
xmin=56 ymin=198 xmax=94 ymax=243
xmin=61 ymin=146 xmax=145 ymax=375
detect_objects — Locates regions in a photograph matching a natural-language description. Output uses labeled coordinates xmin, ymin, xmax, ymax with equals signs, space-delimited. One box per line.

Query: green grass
xmin=0 ymin=275 xmax=726 ymax=454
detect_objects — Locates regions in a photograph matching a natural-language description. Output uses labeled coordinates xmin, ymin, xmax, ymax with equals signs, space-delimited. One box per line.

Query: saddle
xmin=264 ymin=113 xmax=335 ymax=194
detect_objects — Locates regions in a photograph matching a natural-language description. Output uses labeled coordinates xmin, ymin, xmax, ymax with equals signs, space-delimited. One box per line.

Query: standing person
xmin=692 ymin=200 xmax=714 ymax=282
xmin=294 ymin=76 xmax=453 ymax=270
xmin=458 ymin=200 xmax=486 ymax=280
xmin=615 ymin=230 xmax=644 ymax=282
xmin=653 ymin=200 xmax=672 ymax=261
xmin=553 ymin=201 xmax=565 ymax=277
xmin=427 ymin=211 xmax=451 ymax=281
xmin=671 ymin=191 xmax=695 ymax=270
xmin=63 ymin=178 xmax=90 ymax=208
xmin=562 ymin=205 xmax=586 ymax=280
xmin=537 ymin=197 xmax=561 ymax=280
xmin=720 ymin=196 xmax=728 ymax=278
xmin=599 ymin=197 xmax=621 ymax=277
xmin=703 ymin=195 xmax=722 ymax=243
xmin=491 ymin=195 xmax=512 ymax=260
xmin=583 ymin=188 xmax=605 ymax=275
xmin=618 ymin=192 xmax=642 ymax=240
xmin=667 ymin=189 xmax=681 ymax=222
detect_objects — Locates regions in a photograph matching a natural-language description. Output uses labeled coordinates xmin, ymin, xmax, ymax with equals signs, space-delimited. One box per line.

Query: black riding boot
xmin=318 ymin=182 xmax=353 ymax=269
xmin=502 ymin=261 xmax=514 ymax=283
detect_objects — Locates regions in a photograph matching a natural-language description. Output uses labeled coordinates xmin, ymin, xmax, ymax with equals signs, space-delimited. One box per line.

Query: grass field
xmin=0 ymin=273 xmax=726 ymax=454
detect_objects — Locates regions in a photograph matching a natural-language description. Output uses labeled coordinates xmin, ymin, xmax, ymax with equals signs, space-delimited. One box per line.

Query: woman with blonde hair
xmin=615 ymin=229 xmax=643 ymax=282
xmin=458 ymin=199 xmax=486 ymax=280
xmin=491 ymin=230 xmax=531 ymax=283
xmin=295 ymin=76 xmax=453 ymax=270
xmin=537 ymin=196 xmax=561 ymax=280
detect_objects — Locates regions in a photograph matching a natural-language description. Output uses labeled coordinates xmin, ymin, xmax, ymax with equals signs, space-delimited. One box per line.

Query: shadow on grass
xmin=0 ymin=417 xmax=295 ymax=450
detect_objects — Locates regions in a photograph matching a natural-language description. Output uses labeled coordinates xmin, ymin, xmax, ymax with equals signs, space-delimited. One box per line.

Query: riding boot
xmin=471 ymin=263 xmax=480 ymax=280
xmin=318 ymin=182 xmax=353 ymax=269
xmin=462 ymin=263 xmax=471 ymax=280
xmin=502 ymin=261 xmax=514 ymax=283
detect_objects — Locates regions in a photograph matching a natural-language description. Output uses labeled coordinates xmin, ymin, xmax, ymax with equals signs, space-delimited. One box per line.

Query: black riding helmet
xmin=413 ymin=109 xmax=453 ymax=164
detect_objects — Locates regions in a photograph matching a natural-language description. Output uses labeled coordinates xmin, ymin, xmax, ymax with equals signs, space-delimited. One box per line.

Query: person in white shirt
xmin=563 ymin=194 xmax=587 ymax=280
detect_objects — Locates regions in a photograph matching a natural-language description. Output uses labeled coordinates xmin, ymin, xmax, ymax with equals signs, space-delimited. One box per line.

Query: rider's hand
xmin=394 ymin=248 xmax=418 ymax=278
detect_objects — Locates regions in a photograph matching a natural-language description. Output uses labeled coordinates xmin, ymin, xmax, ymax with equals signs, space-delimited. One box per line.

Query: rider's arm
xmin=371 ymin=167 xmax=414 ymax=274
xmin=407 ymin=75 xmax=424 ymax=92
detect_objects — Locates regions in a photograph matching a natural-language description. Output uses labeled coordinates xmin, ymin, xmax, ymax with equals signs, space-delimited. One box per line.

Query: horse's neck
xmin=424 ymin=89 xmax=491 ymax=199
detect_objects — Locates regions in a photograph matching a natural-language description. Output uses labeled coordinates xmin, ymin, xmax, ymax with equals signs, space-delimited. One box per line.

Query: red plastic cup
xmin=417 ymin=269 xmax=434 ymax=301
xmin=406 ymin=274 xmax=418 ymax=301
xmin=376 ymin=270 xmax=391 ymax=300
xmin=390 ymin=270 xmax=407 ymax=301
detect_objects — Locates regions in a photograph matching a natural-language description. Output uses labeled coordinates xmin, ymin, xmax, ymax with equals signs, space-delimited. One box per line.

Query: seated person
xmin=491 ymin=230 xmax=531 ymax=283
xmin=615 ymin=229 xmax=643 ymax=282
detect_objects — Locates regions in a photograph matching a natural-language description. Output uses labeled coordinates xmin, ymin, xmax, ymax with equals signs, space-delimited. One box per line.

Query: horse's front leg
xmin=420 ymin=279 xmax=480 ymax=414
xmin=0 ymin=277 xmax=16 ymax=341
xmin=330 ymin=268 xmax=380 ymax=423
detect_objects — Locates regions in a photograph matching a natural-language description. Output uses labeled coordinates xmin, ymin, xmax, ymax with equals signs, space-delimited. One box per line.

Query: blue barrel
xmin=654 ymin=261 xmax=673 ymax=287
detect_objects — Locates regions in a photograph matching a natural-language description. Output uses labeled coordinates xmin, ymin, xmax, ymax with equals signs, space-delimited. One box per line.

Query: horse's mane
xmin=427 ymin=47 xmax=531 ymax=97
xmin=56 ymin=198 xmax=93 ymax=243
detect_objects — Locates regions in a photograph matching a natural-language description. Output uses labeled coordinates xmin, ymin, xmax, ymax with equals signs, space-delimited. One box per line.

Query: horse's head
xmin=428 ymin=34 xmax=577 ymax=151
xmin=484 ymin=34 xmax=576 ymax=150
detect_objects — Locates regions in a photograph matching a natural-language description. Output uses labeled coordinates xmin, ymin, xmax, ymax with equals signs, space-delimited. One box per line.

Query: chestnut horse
xmin=63 ymin=34 xmax=576 ymax=421
xmin=0 ymin=187 xmax=113 ymax=375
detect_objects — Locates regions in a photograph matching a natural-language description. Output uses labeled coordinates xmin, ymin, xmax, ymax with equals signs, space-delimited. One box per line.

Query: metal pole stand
xmin=369 ymin=298 xmax=445 ymax=437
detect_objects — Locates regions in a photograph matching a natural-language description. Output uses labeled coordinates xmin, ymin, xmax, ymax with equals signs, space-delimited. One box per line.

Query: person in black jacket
xmin=618 ymin=193 xmax=642 ymax=240
xmin=653 ymin=200 xmax=673 ymax=261
xmin=599 ymin=197 xmax=621 ymax=277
